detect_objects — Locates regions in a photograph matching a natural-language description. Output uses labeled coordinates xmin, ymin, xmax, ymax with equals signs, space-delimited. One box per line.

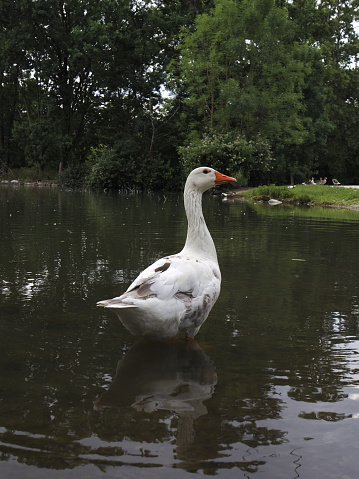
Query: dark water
xmin=1 ymin=185 xmax=359 ymax=479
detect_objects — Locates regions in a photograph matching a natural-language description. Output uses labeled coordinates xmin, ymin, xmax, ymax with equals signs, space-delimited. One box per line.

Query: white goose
xmin=97 ymin=167 xmax=236 ymax=339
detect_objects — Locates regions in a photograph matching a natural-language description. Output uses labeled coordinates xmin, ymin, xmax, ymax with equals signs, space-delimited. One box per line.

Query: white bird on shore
xmin=97 ymin=167 xmax=236 ymax=339
xmin=268 ymin=199 xmax=282 ymax=206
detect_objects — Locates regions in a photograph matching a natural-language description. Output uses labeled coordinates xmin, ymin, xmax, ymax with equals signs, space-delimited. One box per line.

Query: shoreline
xmin=0 ymin=179 xmax=58 ymax=187
xmin=2 ymin=180 xmax=359 ymax=211
xmin=226 ymin=186 xmax=359 ymax=212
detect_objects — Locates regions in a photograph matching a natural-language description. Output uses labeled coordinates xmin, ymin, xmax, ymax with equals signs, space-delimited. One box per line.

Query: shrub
xmin=85 ymin=145 xmax=137 ymax=189
xmin=59 ymin=163 xmax=87 ymax=188
xmin=178 ymin=131 xmax=275 ymax=184
xmin=251 ymin=185 xmax=293 ymax=199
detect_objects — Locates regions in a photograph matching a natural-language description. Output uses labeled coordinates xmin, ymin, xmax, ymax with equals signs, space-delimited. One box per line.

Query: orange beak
xmin=214 ymin=171 xmax=237 ymax=185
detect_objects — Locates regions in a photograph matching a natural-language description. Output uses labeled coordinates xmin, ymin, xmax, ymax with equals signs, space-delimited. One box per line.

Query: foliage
xmin=0 ymin=0 xmax=358 ymax=188
xmin=58 ymin=163 xmax=88 ymax=189
xmin=84 ymin=145 xmax=136 ymax=190
xmin=178 ymin=0 xmax=311 ymax=142
xmin=0 ymin=167 xmax=58 ymax=182
xmin=287 ymin=0 xmax=359 ymax=184
xmin=12 ymin=115 xmax=65 ymax=171
xmin=179 ymin=131 xmax=274 ymax=184
xmin=177 ymin=0 xmax=359 ymax=184
xmin=81 ymin=145 xmax=183 ymax=191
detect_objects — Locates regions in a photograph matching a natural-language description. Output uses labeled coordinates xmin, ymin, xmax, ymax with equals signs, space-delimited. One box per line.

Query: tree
xmin=177 ymin=0 xmax=359 ymax=184
xmin=289 ymin=0 xmax=359 ymax=183
xmin=0 ymin=0 xmax=32 ymax=170
xmin=1 ymin=0 xmax=357 ymax=186
xmin=1 ymin=0 xmax=193 ymax=181
xmin=177 ymin=0 xmax=315 ymax=182
xmin=89 ymin=0 xmax=206 ymax=189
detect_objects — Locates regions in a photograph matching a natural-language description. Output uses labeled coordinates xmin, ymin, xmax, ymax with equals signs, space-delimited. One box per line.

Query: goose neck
xmin=182 ymin=185 xmax=217 ymax=260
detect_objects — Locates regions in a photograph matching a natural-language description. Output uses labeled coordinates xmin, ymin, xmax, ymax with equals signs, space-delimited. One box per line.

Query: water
xmin=1 ymin=185 xmax=359 ymax=479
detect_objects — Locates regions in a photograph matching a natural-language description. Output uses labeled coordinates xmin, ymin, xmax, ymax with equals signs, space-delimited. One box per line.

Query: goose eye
xmin=203 ymin=169 xmax=210 ymax=174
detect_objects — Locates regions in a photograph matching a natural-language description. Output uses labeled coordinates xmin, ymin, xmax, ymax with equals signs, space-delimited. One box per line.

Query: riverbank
xmin=229 ymin=184 xmax=359 ymax=211
xmin=0 ymin=179 xmax=58 ymax=187
xmin=0 ymin=167 xmax=59 ymax=186
xmin=2 ymin=176 xmax=359 ymax=211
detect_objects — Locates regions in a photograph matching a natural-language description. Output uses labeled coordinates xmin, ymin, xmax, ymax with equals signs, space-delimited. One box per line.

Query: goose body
xmin=97 ymin=167 xmax=236 ymax=339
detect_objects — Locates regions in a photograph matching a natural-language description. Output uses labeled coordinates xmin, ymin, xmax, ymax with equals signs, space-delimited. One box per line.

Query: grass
xmin=238 ymin=184 xmax=359 ymax=208
xmin=0 ymin=167 xmax=58 ymax=183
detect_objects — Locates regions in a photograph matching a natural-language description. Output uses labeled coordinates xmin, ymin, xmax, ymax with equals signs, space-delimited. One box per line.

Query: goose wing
xmin=97 ymin=254 xmax=220 ymax=307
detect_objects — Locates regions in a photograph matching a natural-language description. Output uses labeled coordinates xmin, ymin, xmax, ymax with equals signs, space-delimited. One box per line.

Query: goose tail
xmin=97 ymin=299 xmax=137 ymax=309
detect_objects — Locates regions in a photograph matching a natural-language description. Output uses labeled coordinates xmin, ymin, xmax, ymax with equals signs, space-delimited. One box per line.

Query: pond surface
xmin=1 ymin=185 xmax=359 ymax=479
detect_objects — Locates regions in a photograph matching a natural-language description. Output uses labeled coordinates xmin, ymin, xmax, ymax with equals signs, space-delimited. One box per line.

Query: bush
xmin=178 ymin=131 xmax=275 ymax=184
xmin=251 ymin=185 xmax=293 ymax=199
xmin=59 ymin=163 xmax=87 ymax=188
xmin=85 ymin=145 xmax=137 ymax=189
xmin=0 ymin=166 xmax=58 ymax=182
xmin=135 ymin=155 xmax=184 ymax=191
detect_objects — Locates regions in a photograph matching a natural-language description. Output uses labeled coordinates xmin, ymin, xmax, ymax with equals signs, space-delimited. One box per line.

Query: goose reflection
xmin=94 ymin=338 xmax=217 ymax=454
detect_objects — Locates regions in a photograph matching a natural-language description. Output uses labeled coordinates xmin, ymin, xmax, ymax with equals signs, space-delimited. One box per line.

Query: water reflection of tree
xmin=0 ymin=187 xmax=188 ymax=309
xmin=218 ymin=200 xmax=359 ymax=389
xmin=220 ymin=201 xmax=359 ymax=337
xmin=1 ymin=188 xmax=359 ymax=475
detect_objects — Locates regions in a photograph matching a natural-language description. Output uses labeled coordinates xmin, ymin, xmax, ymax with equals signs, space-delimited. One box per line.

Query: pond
xmin=1 ymin=184 xmax=359 ymax=479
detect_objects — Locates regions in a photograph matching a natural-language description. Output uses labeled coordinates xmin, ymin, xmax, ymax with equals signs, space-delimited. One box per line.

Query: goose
xmin=315 ymin=177 xmax=327 ymax=185
xmin=97 ymin=167 xmax=236 ymax=340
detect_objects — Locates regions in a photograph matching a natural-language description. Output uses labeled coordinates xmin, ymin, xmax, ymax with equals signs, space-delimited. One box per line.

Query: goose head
xmin=186 ymin=167 xmax=236 ymax=193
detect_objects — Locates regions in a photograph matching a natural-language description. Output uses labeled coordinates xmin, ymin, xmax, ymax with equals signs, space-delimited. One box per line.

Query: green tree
xmin=1 ymin=0 xmax=194 ymax=183
xmin=90 ymin=0 xmax=208 ymax=189
xmin=178 ymin=0 xmax=314 ymax=182
xmin=0 ymin=0 xmax=32 ymax=170
xmin=317 ymin=0 xmax=359 ymax=182
xmin=1 ymin=0 xmax=358 ymax=186
xmin=289 ymin=0 xmax=359 ymax=183
xmin=20 ymin=0 xmax=120 ymax=171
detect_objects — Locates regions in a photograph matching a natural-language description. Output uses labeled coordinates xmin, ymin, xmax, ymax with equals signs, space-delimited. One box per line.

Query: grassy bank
xmin=0 ymin=167 xmax=58 ymax=183
xmin=237 ymin=184 xmax=359 ymax=209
